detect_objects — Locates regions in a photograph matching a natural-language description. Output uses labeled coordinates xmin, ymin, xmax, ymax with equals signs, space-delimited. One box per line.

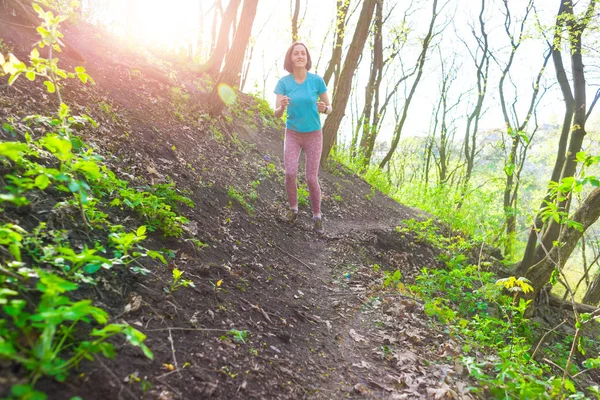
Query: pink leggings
xmin=284 ymin=128 xmax=322 ymax=216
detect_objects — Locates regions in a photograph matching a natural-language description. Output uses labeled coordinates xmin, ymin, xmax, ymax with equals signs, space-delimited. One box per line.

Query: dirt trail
xmin=0 ymin=17 xmax=473 ymax=399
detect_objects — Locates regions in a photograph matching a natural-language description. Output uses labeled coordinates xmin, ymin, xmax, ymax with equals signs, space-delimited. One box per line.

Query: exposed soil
xmin=2 ymin=13 xmax=598 ymax=400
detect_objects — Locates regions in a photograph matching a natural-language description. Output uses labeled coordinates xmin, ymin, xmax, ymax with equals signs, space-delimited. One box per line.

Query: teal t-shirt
xmin=274 ymin=72 xmax=327 ymax=133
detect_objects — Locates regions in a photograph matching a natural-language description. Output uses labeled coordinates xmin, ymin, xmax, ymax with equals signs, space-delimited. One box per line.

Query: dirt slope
xmin=1 ymin=17 xmax=476 ymax=400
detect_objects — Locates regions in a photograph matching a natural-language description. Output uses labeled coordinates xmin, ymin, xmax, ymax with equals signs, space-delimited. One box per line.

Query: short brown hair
xmin=284 ymin=42 xmax=312 ymax=73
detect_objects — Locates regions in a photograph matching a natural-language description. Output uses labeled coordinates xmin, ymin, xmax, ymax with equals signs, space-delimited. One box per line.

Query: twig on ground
xmin=275 ymin=246 xmax=314 ymax=270
xmin=155 ymin=367 xmax=182 ymax=380
xmin=241 ymin=298 xmax=274 ymax=324
xmin=95 ymin=357 xmax=138 ymax=400
xmin=167 ymin=328 xmax=182 ymax=378
xmin=253 ymin=226 xmax=314 ymax=271
xmin=147 ymin=326 xmax=230 ymax=332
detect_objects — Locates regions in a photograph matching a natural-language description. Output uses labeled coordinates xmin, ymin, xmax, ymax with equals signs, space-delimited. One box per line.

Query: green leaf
xmin=58 ymin=103 xmax=70 ymax=119
xmin=83 ymin=263 xmax=102 ymax=274
xmin=26 ymin=70 xmax=36 ymax=81
xmin=44 ymin=80 xmax=56 ymax=93
xmin=576 ymin=151 xmax=587 ymax=163
xmin=11 ymin=384 xmax=47 ymax=400
xmin=7 ymin=72 xmax=20 ymax=85
xmin=73 ymin=161 xmax=101 ymax=179
xmin=172 ymin=268 xmax=183 ymax=281
xmin=503 ymin=163 xmax=515 ymax=176
xmin=41 ymin=135 xmax=72 ymax=161
xmin=136 ymin=226 xmax=147 ymax=237
xmin=34 ymin=174 xmax=51 ymax=190
xmin=564 ymin=378 xmax=576 ymax=393
xmin=146 ymin=250 xmax=167 ymax=264
xmin=583 ymin=357 xmax=600 ymax=369
xmin=0 ymin=142 xmax=28 ymax=162
xmin=32 ymin=3 xmax=45 ymax=17
xmin=37 ymin=270 xmax=78 ymax=295
xmin=68 ymin=180 xmax=80 ymax=193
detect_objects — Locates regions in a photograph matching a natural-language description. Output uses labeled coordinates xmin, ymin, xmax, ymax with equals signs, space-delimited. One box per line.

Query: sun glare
xmin=87 ymin=0 xmax=211 ymax=53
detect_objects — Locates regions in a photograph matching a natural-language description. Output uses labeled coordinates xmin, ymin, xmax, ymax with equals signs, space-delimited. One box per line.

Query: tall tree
xmin=459 ymin=0 xmax=489 ymax=200
xmin=209 ymin=0 xmax=224 ymax=55
xmin=291 ymin=0 xmax=300 ymax=41
xmin=322 ymin=0 xmax=351 ymax=88
xmin=432 ymin=53 xmax=462 ymax=185
xmin=496 ymin=0 xmax=550 ymax=258
xmin=354 ymin=0 xmax=384 ymax=162
xmin=320 ymin=0 xmax=377 ymax=166
xmin=203 ymin=0 xmax=241 ymax=77
xmin=208 ymin=0 xmax=259 ymax=115
xmin=378 ymin=0 xmax=440 ymax=170
xmin=517 ymin=0 xmax=598 ymax=275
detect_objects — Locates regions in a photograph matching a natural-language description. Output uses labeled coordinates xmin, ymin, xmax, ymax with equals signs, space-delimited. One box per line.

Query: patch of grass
xmin=227 ymin=186 xmax=255 ymax=215
xmin=98 ymin=100 xmax=118 ymax=122
xmin=298 ymin=184 xmax=310 ymax=207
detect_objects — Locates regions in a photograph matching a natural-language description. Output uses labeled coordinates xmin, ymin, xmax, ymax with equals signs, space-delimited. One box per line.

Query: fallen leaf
xmin=216 ymin=280 xmax=223 ymax=287
xmin=162 ymin=363 xmax=175 ymax=371
xmin=368 ymin=380 xmax=394 ymax=392
xmin=351 ymin=360 xmax=372 ymax=369
xmin=190 ymin=311 xmax=200 ymax=325
xmin=353 ymin=383 xmax=368 ymax=394
xmin=123 ymin=292 xmax=142 ymax=314
xmin=146 ymin=165 xmax=161 ymax=176
xmin=393 ymin=350 xmax=419 ymax=368
xmin=427 ymin=385 xmax=457 ymax=399
xmin=158 ymin=390 xmax=174 ymax=400
xmin=182 ymin=221 xmax=199 ymax=236
xmin=349 ymin=329 xmax=366 ymax=343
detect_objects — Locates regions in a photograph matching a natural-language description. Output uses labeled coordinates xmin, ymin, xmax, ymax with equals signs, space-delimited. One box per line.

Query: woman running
xmin=274 ymin=41 xmax=331 ymax=235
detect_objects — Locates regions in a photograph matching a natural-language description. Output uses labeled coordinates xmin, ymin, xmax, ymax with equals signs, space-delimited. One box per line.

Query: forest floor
xmin=1 ymin=15 xmax=596 ymax=400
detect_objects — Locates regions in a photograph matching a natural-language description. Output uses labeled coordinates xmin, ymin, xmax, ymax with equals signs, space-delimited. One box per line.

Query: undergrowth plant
xmin=0 ymin=4 xmax=195 ymax=398
xmin=397 ymin=218 xmax=600 ymax=398
xmin=331 ymin=148 xmax=505 ymax=248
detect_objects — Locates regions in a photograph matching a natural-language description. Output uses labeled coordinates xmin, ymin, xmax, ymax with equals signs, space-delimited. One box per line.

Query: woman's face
xmin=291 ymin=44 xmax=308 ymax=69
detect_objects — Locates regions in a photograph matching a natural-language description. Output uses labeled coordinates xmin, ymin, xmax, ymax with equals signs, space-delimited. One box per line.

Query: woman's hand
xmin=316 ymin=101 xmax=330 ymax=114
xmin=275 ymin=94 xmax=290 ymax=118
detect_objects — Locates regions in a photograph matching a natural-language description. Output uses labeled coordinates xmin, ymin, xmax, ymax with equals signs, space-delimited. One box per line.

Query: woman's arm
xmin=275 ymin=94 xmax=290 ymax=118
xmin=316 ymin=92 xmax=332 ymax=115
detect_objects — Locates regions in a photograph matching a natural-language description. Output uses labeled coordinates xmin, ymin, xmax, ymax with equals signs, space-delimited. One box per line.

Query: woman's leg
xmin=303 ymin=130 xmax=323 ymax=217
xmin=284 ymin=130 xmax=303 ymax=210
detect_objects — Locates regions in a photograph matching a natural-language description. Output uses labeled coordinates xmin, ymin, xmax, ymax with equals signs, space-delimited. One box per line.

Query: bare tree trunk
xmin=432 ymin=52 xmax=462 ymax=185
xmin=518 ymin=0 xmax=596 ymax=274
xmin=357 ymin=0 xmax=384 ymax=164
xmin=378 ymin=0 xmax=439 ymax=170
xmin=210 ymin=0 xmax=224 ymax=54
xmin=459 ymin=0 xmax=489 ymax=203
xmin=209 ymin=0 xmax=259 ymax=115
xmin=518 ymin=3 xmax=575 ymax=275
xmin=291 ymin=0 xmax=300 ymax=42
xmin=320 ymin=0 xmax=377 ymax=166
xmin=497 ymin=0 xmax=550 ymax=258
xmin=203 ymin=0 xmax=241 ymax=77
xmin=240 ymin=38 xmax=255 ymax=91
xmin=525 ymin=188 xmax=600 ymax=299
xmin=583 ymin=272 xmax=600 ymax=306
xmin=322 ymin=0 xmax=351 ymax=87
